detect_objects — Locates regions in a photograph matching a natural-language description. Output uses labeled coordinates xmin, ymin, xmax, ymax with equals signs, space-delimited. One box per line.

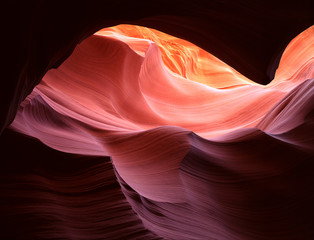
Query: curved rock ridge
xmin=10 ymin=25 xmax=314 ymax=239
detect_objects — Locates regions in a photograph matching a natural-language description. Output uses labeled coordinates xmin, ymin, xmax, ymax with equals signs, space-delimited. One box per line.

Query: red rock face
xmin=6 ymin=24 xmax=314 ymax=239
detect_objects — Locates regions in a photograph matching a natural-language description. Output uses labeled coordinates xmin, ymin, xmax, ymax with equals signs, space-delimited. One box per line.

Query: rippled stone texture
xmin=6 ymin=25 xmax=314 ymax=239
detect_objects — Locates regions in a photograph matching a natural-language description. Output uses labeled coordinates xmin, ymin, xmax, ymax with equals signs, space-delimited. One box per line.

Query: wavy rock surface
xmin=7 ymin=24 xmax=314 ymax=239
